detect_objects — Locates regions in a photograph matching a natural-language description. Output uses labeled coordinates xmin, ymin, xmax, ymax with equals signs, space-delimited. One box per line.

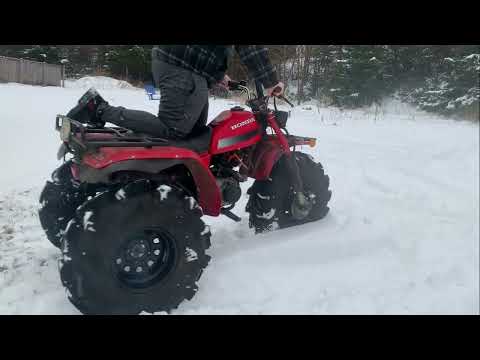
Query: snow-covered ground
xmin=64 ymin=76 xmax=138 ymax=90
xmin=0 ymin=78 xmax=478 ymax=314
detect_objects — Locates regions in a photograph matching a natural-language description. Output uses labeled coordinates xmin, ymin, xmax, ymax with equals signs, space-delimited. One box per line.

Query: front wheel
xmin=59 ymin=180 xmax=211 ymax=315
xmin=246 ymin=152 xmax=332 ymax=233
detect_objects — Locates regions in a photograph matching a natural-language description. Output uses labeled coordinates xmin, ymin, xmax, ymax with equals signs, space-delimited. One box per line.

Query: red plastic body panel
xmin=266 ymin=112 xmax=291 ymax=155
xmin=242 ymin=112 xmax=292 ymax=180
xmin=209 ymin=110 xmax=261 ymax=154
xmin=76 ymin=110 xmax=295 ymax=218
xmin=82 ymin=147 xmax=221 ymax=216
xmin=246 ymin=136 xmax=284 ymax=180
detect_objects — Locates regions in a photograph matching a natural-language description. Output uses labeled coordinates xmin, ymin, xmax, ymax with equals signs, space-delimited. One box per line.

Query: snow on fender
xmin=115 ymin=188 xmax=126 ymax=200
xmin=186 ymin=196 xmax=202 ymax=211
xmin=83 ymin=211 xmax=96 ymax=232
xmin=157 ymin=185 xmax=172 ymax=201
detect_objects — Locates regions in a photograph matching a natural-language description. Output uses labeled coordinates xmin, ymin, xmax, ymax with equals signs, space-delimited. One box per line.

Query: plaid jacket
xmin=152 ymin=45 xmax=279 ymax=89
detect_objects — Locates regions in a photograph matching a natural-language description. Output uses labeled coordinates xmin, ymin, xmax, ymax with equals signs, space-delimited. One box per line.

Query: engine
xmin=211 ymin=150 xmax=249 ymax=208
xmin=216 ymin=177 xmax=242 ymax=207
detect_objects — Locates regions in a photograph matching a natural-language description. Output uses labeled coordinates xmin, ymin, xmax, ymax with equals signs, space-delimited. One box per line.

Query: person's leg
xmin=153 ymin=60 xmax=209 ymax=138
xmin=98 ymin=58 xmax=171 ymax=138
xmin=70 ymin=60 xmax=209 ymax=139
xmin=190 ymin=97 xmax=209 ymax=136
xmin=99 ymin=60 xmax=195 ymax=139
xmin=100 ymin=106 xmax=170 ymax=138
xmin=187 ymin=72 xmax=210 ymax=135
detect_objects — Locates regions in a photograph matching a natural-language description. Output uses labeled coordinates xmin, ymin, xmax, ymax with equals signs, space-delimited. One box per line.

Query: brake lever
xmin=270 ymin=85 xmax=294 ymax=108
xmin=269 ymin=93 xmax=294 ymax=108
xmin=278 ymin=95 xmax=294 ymax=108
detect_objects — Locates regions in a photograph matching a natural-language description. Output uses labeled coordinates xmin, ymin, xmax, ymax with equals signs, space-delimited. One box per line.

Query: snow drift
xmin=64 ymin=76 xmax=137 ymax=90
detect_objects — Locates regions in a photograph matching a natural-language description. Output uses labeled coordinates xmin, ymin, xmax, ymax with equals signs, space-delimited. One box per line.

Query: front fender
xmin=246 ymin=137 xmax=285 ymax=181
xmin=77 ymin=146 xmax=222 ymax=216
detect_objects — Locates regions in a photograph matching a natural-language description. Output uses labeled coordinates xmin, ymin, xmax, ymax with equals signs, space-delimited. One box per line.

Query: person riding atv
xmin=66 ymin=45 xmax=285 ymax=139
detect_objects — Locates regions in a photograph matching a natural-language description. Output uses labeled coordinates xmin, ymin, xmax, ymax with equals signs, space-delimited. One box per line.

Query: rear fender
xmin=76 ymin=146 xmax=221 ymax=216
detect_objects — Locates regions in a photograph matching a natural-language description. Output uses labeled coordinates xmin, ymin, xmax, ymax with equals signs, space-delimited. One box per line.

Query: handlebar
xmin=227 ymin=79 xmax=294 ymax=108
xmin=227 ymin=80 xmax=247 ymax=91
xmin=277 ymin=94 xmax=294 ymax=107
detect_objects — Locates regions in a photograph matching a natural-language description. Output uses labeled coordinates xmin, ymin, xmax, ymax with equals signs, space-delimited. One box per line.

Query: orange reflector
xmin=308 ymin=139 xmax=317 ymax=148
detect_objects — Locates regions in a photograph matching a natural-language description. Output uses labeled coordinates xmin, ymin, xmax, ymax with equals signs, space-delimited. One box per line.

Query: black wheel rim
xmin=113 ymin=228 xmax=177 ymax=289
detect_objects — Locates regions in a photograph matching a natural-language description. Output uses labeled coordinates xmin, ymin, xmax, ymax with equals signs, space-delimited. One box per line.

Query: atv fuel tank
xmin=209 ymin=110 xmax=261 ymax=154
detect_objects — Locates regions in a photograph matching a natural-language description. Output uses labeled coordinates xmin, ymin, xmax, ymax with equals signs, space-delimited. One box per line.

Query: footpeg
xmin=221 ymin=208 xmax=242 ymax=222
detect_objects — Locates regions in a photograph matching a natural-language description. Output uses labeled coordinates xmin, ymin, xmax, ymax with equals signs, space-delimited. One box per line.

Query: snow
xmin=0 ymin=80 xmax=478 ymax=315
xmin=257 ymin=193 xmax=270 ymax=200
xmin=64 ymin=76 xmax=138 ymax=90
xmin=187 ymin=196 xmax=199 ymax=210
xmin=115 ymin=188 xmax=126 ymax=201
xmin=185 ymin=248 xmax=199 ymax=262
xmin=465 ymin=54 xmax=480 ymax=60
xmin=201 ymin=225 xmax=211 ymax=236
xmin=82 ymin=211 xmax=95 ymax=232
xmin=157 ymin=185 xmax=172 ymax=201
xmin=256 ymin=209 xmax=276 ymax=220
xmin=453 ymin=94 xmax=478 ymax=107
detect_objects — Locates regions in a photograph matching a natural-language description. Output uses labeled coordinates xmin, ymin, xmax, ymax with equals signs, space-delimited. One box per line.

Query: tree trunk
xmin=297 ymin=46 xmax=304 ymax=105
xmin=297 ymin=45 xmax=312 ymax=105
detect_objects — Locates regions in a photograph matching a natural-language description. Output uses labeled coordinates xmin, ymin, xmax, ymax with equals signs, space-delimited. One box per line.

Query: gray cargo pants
xmin=100 ymin=59 xmax=209 ymax=139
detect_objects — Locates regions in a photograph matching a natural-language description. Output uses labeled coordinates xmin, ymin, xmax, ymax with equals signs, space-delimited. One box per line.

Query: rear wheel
xmin=246 ymin=152 xmax=332 ymax=233
xmin=59 ymin=180 xmax=211 ymax=315
xmin=38 ymin=161 xmax=96 ymax=248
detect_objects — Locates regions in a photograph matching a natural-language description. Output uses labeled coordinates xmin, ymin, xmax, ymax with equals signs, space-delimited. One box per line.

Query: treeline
xmin=261 ymin=45 xmax=478 ymax=119
xmin=1 ymin=45 xmax=478 ymax=119
xmin=0 ymin=45 xmax=154 ymax=84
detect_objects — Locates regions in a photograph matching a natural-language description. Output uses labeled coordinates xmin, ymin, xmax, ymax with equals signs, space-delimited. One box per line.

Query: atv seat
xmin=76 ymin=125 xmax=212 ymax=154
xmin=165 ymin=126 xmax=212 ymax=153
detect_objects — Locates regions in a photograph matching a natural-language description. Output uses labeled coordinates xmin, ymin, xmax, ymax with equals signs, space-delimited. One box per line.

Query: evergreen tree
xmin=320 ymin=45 xmax=394 ymax=108
xmin=105 ymin=45 xmax=153 ymax=82
xmin=1 ymin=44 xmax=477 ymax=119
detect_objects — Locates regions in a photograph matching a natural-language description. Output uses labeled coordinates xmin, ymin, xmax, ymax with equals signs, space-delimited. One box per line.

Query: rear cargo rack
xmin=57 ymin=115 xmax=172 ymax=151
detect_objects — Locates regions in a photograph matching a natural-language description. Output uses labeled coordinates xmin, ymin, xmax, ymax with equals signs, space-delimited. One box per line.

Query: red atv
xmin=39 ymin=80 xmax=332 ymax=315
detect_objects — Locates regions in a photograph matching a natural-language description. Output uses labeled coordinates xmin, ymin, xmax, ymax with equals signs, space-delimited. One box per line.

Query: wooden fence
xmin=0 ymin=56 xmax=64 ymax=87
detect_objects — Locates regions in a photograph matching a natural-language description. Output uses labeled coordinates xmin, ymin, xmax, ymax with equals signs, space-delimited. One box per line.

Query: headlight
xmin=60 ymin=118 xmax=71 ymax=142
